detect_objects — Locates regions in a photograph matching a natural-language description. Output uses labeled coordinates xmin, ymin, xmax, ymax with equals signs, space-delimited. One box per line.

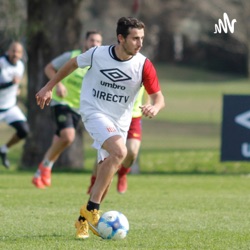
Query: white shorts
xmin=83 ymin=114 xmax=127 ymax=162
xmin=0 ymin=105 xmax=27 ymax=124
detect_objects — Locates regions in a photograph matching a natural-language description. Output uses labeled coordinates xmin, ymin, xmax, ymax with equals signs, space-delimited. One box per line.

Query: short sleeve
xmin=77 ymin=47 xmax=97 ymax=69
xmin=142 ymin=59 xmax=161 ymax=94
xmin=51 ymin=52 xmax=71 ymax=70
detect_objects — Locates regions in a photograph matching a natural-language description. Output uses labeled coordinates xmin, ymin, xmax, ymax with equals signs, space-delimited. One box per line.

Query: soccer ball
xmin=97 ymin=210 xmax=129 ymax=240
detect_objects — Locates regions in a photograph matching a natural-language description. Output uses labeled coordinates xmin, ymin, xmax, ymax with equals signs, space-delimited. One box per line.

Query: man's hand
xmin=35 ymin=86 xmax=52 ymax=109
xmin=139 ymin=104 xmax=159 ymax=118
xmin=13 ymin=76 xmax=21 ymax=84
xmin=141 ymin=91 xmax=165 ymax=118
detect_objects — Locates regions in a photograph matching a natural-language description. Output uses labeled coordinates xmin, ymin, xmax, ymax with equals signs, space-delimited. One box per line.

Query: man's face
xmin=121 ymin=28 xmax=144 ymax=56
xmin=8 ymin=43 xmax=23 ymax=64
xmin=85 ymin=34 xmax=102 ymax=50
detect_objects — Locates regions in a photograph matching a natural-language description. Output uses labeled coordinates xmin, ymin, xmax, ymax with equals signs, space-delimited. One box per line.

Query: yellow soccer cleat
xmin=75 ymin=219 xmax=89 ymax=239
xmin=80 ymin=205 xmax=100 ymax=237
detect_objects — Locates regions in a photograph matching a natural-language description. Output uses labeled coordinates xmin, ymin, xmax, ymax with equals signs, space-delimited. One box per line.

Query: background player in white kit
xmin=0 ymin=42 xmax=29 ymax=169
xmin=35 ymin=17 xmax=165 ymax=239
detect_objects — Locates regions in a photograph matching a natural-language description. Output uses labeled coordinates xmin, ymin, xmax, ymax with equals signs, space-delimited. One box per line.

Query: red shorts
xmin=127 ymin=117 xmax=142 ymax=141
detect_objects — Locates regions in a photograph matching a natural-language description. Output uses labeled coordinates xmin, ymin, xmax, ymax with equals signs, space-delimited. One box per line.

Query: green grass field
xmin=0 ymin=64 xmax=250 ymax=249
xmin=0 ymin=172 xmax=250 ymax=250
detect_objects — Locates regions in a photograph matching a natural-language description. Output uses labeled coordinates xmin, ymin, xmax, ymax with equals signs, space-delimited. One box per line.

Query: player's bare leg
xmin=32 ymin=127 xmax=75 ymax=188
xmin=90 ymin=135 xmax=127 ymax=203
xmin=45 ymin=127 xmax=76 ymax=162
xmin=79 ymin=135 xmax=127 ymax=236
xmin=117 ymin=138 xmax=141 ymax=193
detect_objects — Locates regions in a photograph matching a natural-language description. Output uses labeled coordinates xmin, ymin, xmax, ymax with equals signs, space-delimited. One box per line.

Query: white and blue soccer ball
xmin=97 ymin=210 xmax=129 ymax=240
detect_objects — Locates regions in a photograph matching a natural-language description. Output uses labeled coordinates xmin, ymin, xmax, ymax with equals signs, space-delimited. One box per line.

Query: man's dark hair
xmin=116 ymin=17 xmax=145 ymax=41
xmin=85 ymin=30 xmax=101 ymax=40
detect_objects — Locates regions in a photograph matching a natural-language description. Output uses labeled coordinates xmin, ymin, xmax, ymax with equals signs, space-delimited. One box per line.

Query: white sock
xmin=34 ymin=159 xmax=54 ymax=178
xmin=0 ymin=145 xmax=8 ymax=153
xmin=34 ymin=169 xmax=41 ymax=178
xmin=42 ymin=159 xmax=54 ymax=169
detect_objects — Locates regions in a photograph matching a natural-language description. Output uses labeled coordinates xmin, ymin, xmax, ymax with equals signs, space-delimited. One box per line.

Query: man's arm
xmin=36 ymin=57 xmax=78 ymax=109
xmin=44 ymin=63 xmax=57 ymax=80
xmin=45 ymin=62 xmax=67 ymax=98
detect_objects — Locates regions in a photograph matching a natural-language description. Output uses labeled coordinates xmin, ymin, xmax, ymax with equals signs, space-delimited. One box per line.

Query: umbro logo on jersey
xmin=100 ymin=68 xmax=131 ymax=82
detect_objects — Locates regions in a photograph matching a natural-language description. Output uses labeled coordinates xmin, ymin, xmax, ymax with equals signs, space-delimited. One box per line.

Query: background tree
xmin=21 ymin=0 xmax=85 ymax=169
xmin=0 ymin=0 xmax=26 ymax=54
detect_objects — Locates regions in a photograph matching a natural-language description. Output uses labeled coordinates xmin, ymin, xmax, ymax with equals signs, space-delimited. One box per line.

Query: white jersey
xmin=77 ymin=45 xmax=146 ymax=131
xmin=0 ymin=55 xmax=24 ymax=110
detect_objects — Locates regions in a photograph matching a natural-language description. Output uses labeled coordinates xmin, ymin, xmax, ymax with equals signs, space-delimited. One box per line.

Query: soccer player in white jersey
xmin=0 ymin=42 xmax=29 ymax=169
xmin=35 ymin=17 xmax=165 ymax=239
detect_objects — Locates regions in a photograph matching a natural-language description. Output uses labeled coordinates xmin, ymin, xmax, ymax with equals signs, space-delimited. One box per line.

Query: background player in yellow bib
xmin=32 ymin=31 xmax=102 ymax=189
